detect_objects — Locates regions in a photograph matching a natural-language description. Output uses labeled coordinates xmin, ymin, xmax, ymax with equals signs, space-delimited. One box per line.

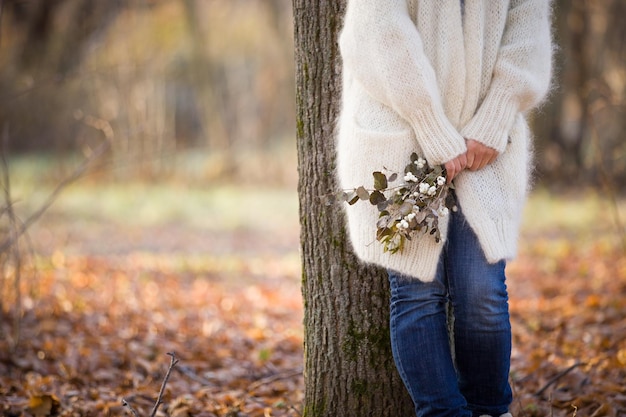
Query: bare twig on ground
xmin=245 ymin=368 xmax=303 ymax=394
xmin=150 ymin=352 xmax=180 ymax=417
xmin=240 ymin=368 xmax=303 ymax=416
xmin=121 ymin=399 xmax=140 ymax=417
xmin=123 ymin=352 xmax=180 ymax=417
xmin=535 ymin=362 xmax=584 ymax=397
xmin=175 ymin=364 xmax=213 ymax=385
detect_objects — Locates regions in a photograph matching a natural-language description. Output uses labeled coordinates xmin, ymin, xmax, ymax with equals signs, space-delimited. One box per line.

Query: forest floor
xmin=1 ymin=180 xmax=625 ymax=417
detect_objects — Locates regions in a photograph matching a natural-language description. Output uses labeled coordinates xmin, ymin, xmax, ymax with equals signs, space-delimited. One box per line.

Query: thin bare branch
xmin=149 ymin=352 xmax=180 ymax=417
xmin=1 ymin=126 xmax=22 ymax=347
xmin=175 ymin=364 xmax=213 ymax=385
xmin=534 ymin=362 xmax=584 ymax=397
xmin=122 ymin=352 xmax=180 ymax=417
xmin=0 ymin=138 xmax=110 ymax=255
xmin=121 ymin=399 xmax=140 ymax=417
xmin=246 ymin=368 xmax=303 ymax=394
xmin=588 ymin=101 xmax=626 ymax=253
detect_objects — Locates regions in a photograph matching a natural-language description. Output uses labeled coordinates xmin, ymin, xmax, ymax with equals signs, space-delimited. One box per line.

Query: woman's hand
xmin=444 ymin=153 xmax=467 ymax=183
xmin=465 ymin=139 xmax=499 ymax=171
xmin=443 ymin=139 xmax=499 ymax=183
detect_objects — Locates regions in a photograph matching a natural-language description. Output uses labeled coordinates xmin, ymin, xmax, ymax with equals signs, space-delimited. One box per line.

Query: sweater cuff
xmin=408 ymin=107 xmax=467 ymax=166
xmin=460 ymin=88 xmax=519 ymax=153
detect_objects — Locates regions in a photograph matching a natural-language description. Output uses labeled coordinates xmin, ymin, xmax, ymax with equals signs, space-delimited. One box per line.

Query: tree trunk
xmin=293 ymin=1 xmax=414 ymax=416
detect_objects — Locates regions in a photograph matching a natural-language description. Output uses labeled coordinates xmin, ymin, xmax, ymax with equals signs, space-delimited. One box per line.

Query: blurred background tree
xmin=0 ymin=0 xmax=296 ymax=183
xmin=533 ymin=0 xmax=626 ymax=186
xmin=0 ymin=0 xmax=624 ymax=187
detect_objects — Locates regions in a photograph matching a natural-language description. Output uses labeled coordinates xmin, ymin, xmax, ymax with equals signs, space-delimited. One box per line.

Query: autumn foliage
xmin=1 ymin=248 xmax=304 ymax=417
xmin=1 ymin=187 xmax=625 ymax=416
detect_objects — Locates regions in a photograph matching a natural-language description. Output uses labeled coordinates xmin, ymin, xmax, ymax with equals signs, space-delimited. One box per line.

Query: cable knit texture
xmin=336 ymin=0 xmax=553 ymax=281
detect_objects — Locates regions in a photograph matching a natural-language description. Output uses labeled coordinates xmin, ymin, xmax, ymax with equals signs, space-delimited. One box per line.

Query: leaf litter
xmin=1 ymin=226 xmax=304 ymax=417
xmin=1 ymin=220 xmax=625 ymax=416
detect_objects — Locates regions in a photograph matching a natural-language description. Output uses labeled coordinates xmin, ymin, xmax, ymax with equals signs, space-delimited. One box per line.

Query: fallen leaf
xmin=28 ymin=394 xmax=60 ymax=417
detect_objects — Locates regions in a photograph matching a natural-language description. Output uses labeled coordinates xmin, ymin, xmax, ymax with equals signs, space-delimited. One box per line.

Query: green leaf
xmin=376 ymin=227 xmax=393 ymax=241
xmin=369 ymin=190 xmax=386 ymax=205
xmin=404 ymin=163 xmax=418 ymax=176
xmin=346 ymin=191 xmax=359 ymax=205
xmin=373 ymin=171 xmax=388 ymax=190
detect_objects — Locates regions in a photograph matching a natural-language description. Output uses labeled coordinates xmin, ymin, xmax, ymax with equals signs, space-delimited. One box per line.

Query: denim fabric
xmin=389 ymin=204 xmax=513 ymax=417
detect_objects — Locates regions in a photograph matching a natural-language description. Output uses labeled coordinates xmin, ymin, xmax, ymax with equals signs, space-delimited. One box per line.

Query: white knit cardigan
xmin=336 ymin=0 xmax=553 ymax=281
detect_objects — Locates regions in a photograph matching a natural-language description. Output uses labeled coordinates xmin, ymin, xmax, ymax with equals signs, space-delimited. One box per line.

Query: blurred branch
xmin=0 ymin=122 xmax=111 ymax=255
xmin=1 ymin=125 xmax=22 ymax=347
xmin=121 ymin=399 xmax=139 ymax=417
xmin=245 ymin=368 xmax=303 ymax=394
xmin=175 ymin=364 xmax=213 ymax=385
xmin=588 ymin=101 xmax=626 ymax=253
xmin=534 ymin=361 xmax=584 ymax=397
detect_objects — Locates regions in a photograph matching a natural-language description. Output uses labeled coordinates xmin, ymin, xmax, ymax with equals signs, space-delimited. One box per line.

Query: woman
xmin=336 ymin=1 xmax=553 ymax=416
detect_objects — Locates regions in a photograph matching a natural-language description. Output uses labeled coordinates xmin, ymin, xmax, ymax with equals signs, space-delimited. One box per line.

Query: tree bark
xmin=293 ymin=1 xmax=414 ymax=416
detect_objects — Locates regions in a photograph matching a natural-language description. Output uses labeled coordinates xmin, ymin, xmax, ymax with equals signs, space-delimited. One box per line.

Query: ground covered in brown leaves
xmin=508 ymin=239 xmax=626 ymax=416
xmin=1 ymin=186 xmax=625 ymax=417
xmin=1 ymin=239 xmax=304 ymax=417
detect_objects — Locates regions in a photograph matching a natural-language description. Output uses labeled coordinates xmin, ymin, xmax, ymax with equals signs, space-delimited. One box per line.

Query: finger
xmin=458 ymin=153 xmax=468 ymax=171
xmin=487 ymin=151 xmax=498 ymax=166
xmin=466 ymin=140 xmax=480 ymax=170
xmin=478 ymin=150 xmax=496 ymax=169
xmin=445 ymin=163 xmax=456 ymax=183
xmin=469 ymin=152 xmax=483 ymax=171
xmin=466 ymin=151 xmax=475 ymax=171
xmin=476 ymin=153 xmax=488 ymax=170
xmin=445 ymin=160 xmax=457 ymax=183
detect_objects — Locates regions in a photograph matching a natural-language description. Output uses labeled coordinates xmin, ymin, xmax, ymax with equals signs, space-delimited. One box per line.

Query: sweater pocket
xmin=337 ymin=122 xmax=416 ymax=191
xmin=353 ymin=87 xmax=411 ymax=135
xmin=337 ymin=87 xmax=419 ymax=189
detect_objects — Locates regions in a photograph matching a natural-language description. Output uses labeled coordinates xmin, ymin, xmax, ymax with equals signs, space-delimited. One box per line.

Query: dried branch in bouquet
xmin=327 ymin=152 xmax=455 ymax=254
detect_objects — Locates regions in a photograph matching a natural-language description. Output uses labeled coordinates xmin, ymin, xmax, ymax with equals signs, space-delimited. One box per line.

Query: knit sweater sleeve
xmin=460 ymin=0 xmax=553 ymax=152
xmin=338 ymin=0 xmax=467 ymax=166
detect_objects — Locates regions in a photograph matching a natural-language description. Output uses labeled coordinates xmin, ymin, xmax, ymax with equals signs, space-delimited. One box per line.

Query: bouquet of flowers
xmin=336 ymin=152 xmax=456 ymax=254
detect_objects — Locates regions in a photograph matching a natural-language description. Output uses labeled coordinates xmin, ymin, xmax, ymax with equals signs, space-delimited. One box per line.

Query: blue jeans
xmin=389 ymin=205 xmax=513 ymax=417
